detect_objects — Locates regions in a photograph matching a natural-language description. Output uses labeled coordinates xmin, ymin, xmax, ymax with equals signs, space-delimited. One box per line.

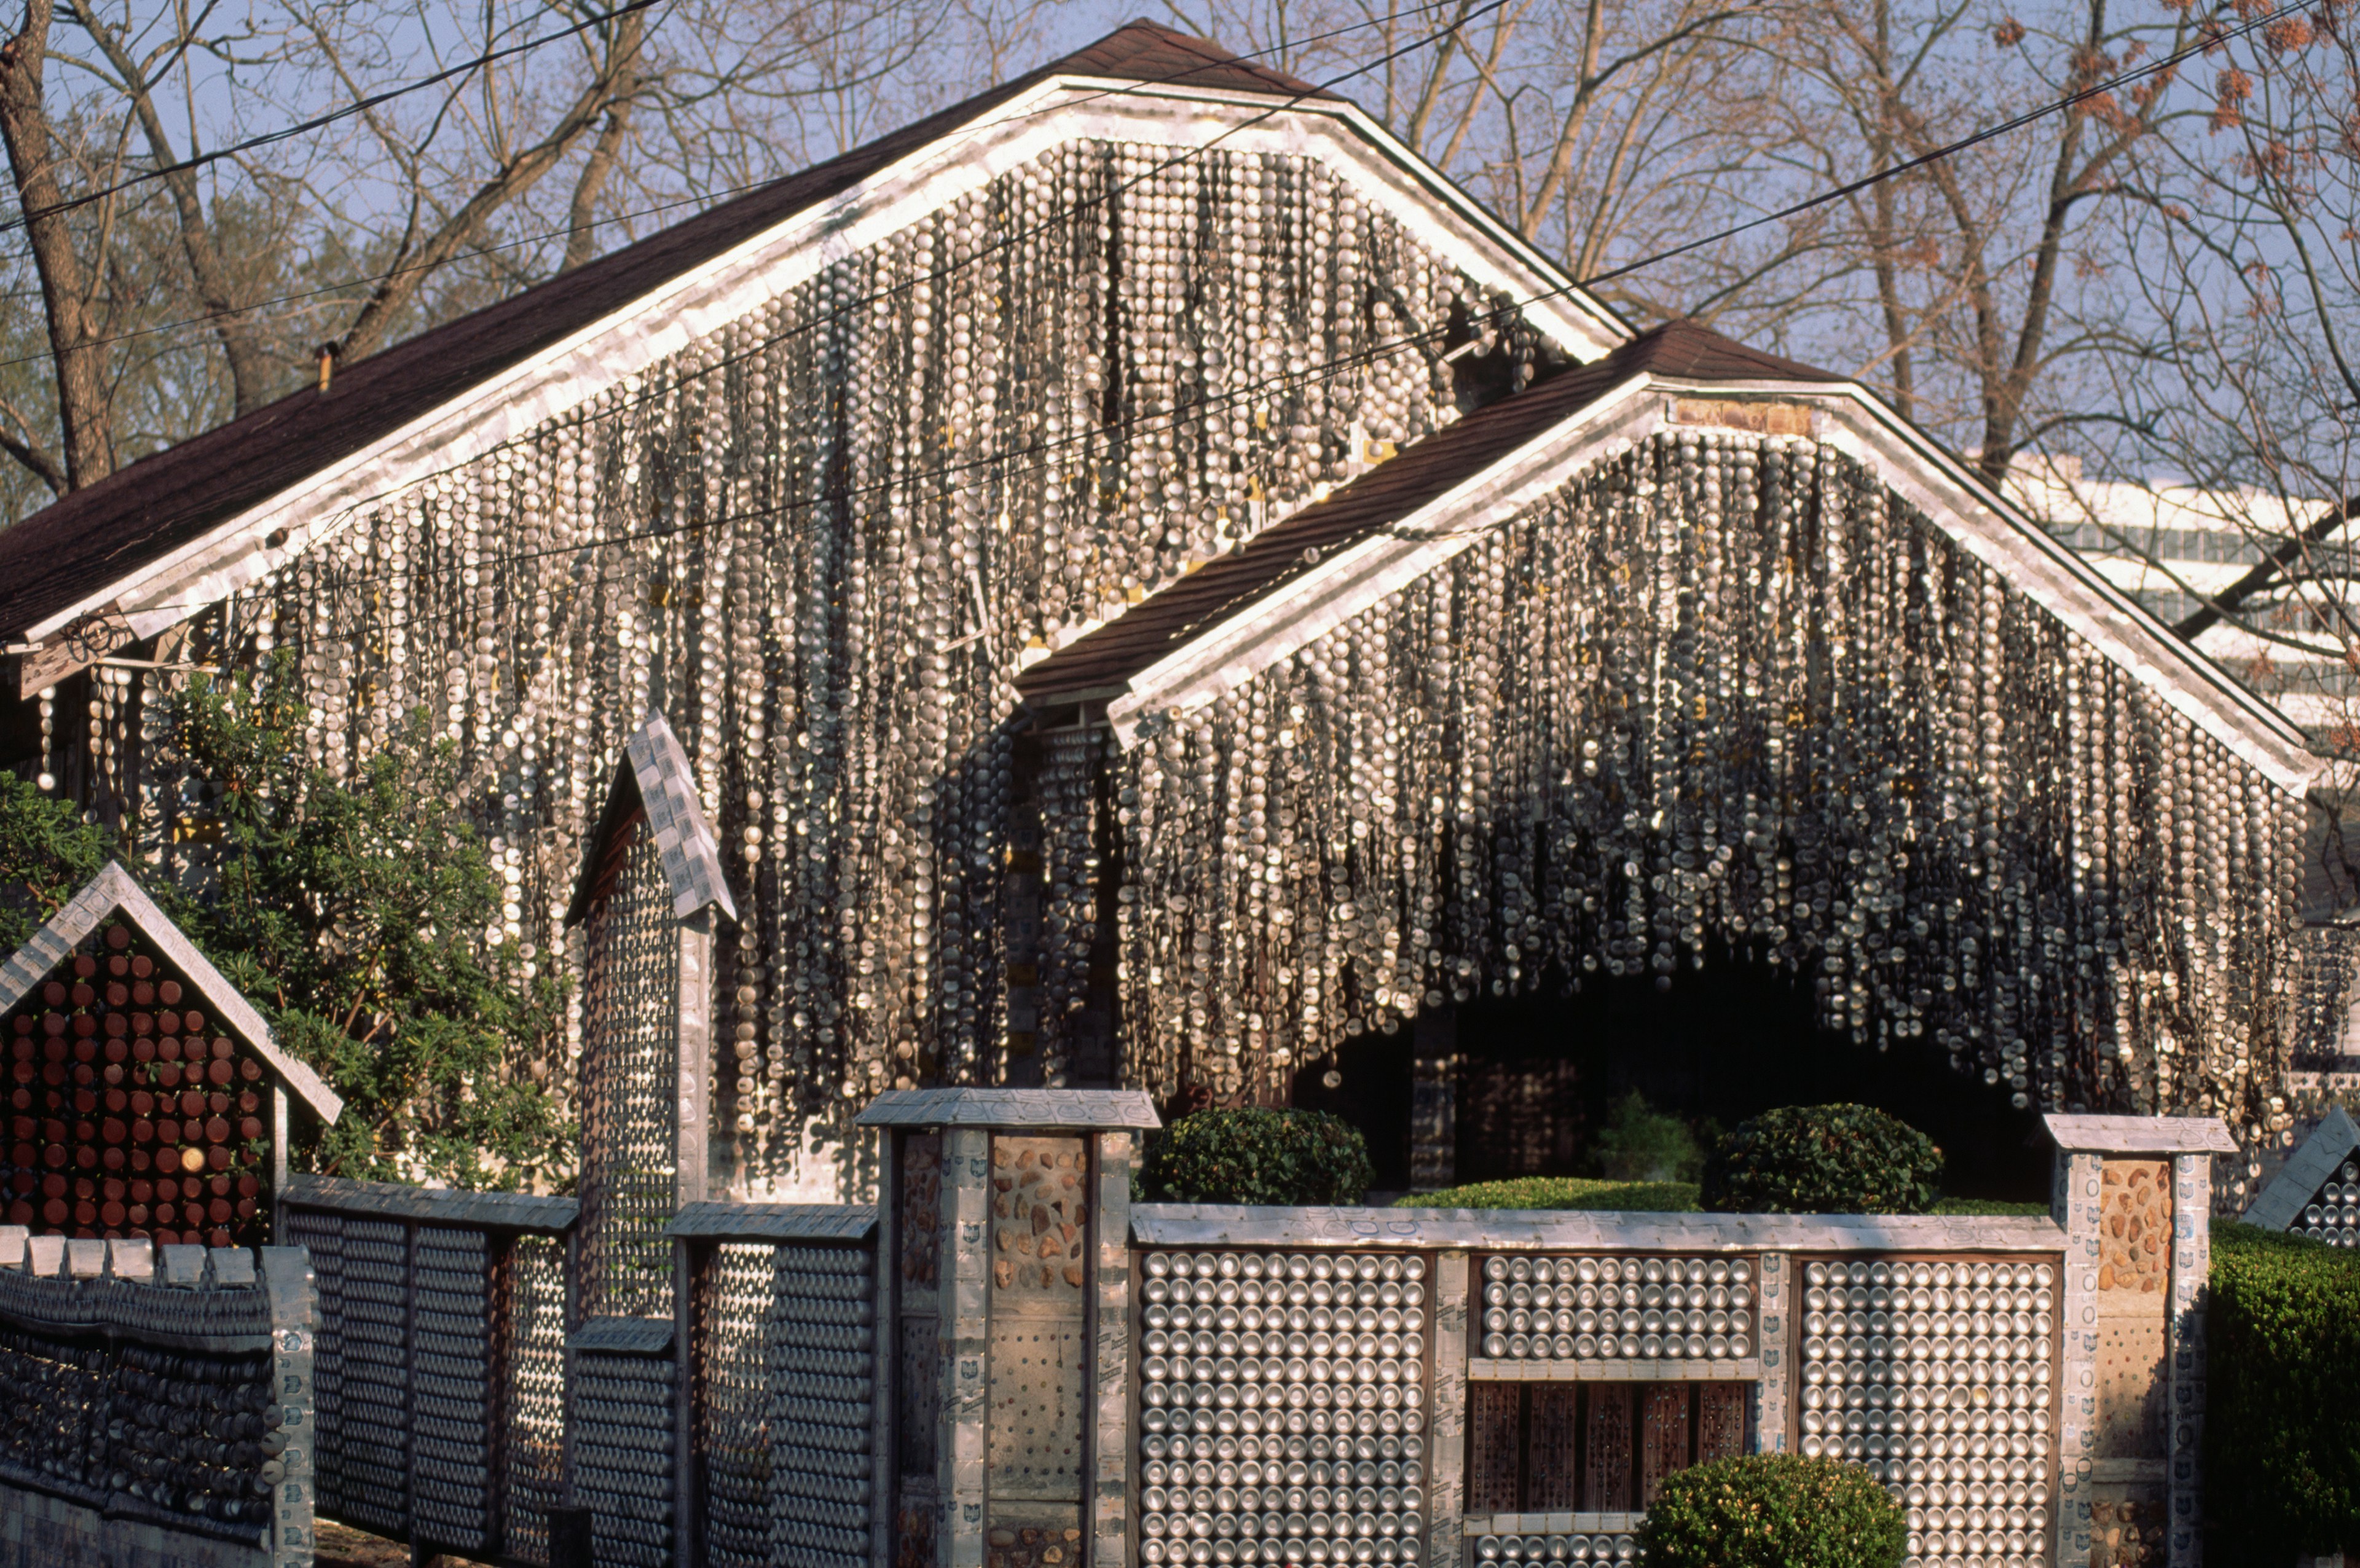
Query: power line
xmin=0 ymin=1 xmax=1478 ymax=342
xmin=0 ymin=0 xmax=666 ymax=240
xmin=131 ymin=0 xmax=2313 ymax=625
xmin=38 ymin=0 xmax=2310 ymax=642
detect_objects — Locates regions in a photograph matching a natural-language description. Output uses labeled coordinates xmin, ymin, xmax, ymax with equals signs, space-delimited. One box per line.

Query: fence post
xmin=262 ymin=1245 xmax=318 ymax=1568
xmin=2043 ymin=1113 xmax=2236 ymax=1568
xmin=1426 ymin=1249 xmax=1469 ymax=1568
xmin=853 ymin=1088 xmax=1163 ymax=1568
xmin=674 ymin=1234 xmax=701 ymax=1568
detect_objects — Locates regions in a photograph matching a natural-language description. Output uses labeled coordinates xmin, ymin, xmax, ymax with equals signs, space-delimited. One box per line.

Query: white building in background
xmin=2005 ymin=457 xmax=2352 ymax=734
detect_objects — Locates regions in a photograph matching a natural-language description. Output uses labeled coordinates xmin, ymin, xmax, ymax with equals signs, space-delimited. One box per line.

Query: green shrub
xmin=1395 ymin=1177 xmax=1702 ymax=1211
xmin=1393 ymin=1179 xmax=2037 ymax=1215
xmin=1640 ymin=1452 xmax=1906 ymax=1568
xmin=1591 ymin=1091 xmax=1710 ymax=1182
xmin=1699 ymin=1103 xmax=1942 ymax=1214
xmin=2205 ymin=1222 xmax=2360 ymax=1561
xmin=1138 ymin=1108 xmax=1374 ymax=1205
xmin=1928 ymin=1196 xmax=2049 ymax=1216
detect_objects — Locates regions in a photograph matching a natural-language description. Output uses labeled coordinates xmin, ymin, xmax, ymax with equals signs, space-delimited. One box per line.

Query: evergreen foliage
xmin=1138 ymin=1107 xmax=1374 ymax=1205
xmin=1700 ymin=1103 xmax=1943 ymax=1214
xmin=1393 ymin=1176 xmax=1702 ymax=1211
xmin=1589 ymin=1089 xmax=1710 ymax=1182
xmin=1638 ymin=1453 xmax=1907 ymax=1568
xmin=0 ymin=770 xmax=111 ymax=952
xmin=2205 ymin=1221 xmax=2360 ymax=1560
xmin=0 ymin=656 xmax=568 ymax=1188
xmin=161 ymin=661 xmax=570 ymax=1188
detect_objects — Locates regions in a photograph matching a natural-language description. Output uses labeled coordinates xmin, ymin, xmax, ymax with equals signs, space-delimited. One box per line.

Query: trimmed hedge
xmin=1394 ymin=1177 xmax=1702 ymax=1211
xmin=2205 ymin=1222 xmax=2360 ymax=1561
xmin=1700 ymin=1103 xmax=1943 ymax=1214
xmin=1138 ymin=1107 xmax=1374 ymax=1205
xmin=1638 ymin=1452 xmax=1906 ymax=1568
xmin=1393 ymin=1179 xmax=2037 ymax=1215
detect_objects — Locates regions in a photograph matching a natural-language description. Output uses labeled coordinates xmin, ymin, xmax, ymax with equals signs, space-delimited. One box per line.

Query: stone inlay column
xmin=854 ymin=1087 xmax=1163 ymax=1568
xmin=2043 ymin=1113 xmax=2236 ymax=1568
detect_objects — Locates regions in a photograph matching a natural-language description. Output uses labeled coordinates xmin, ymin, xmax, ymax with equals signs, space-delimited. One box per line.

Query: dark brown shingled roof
xmin=0 ymin=22 xmax=1331 ymax=645
xmin=1014 ymin=319 xmax=1846 ymax=702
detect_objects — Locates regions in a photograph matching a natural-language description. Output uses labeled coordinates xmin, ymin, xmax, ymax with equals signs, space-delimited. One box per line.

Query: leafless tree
xmin=0 ymin=0 xmax=1002 ymax=523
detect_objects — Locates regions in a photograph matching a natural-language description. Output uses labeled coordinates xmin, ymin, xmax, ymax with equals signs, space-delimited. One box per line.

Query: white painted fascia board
xmin=0 ymin=861 xmax=343 ymax=1122
xmin=1105 ymin=374 xmax=1659 ymax=745
xmin=1109 ymin=375 xmax=2326 ymax=797
xmin=1801 ymin=386 xmax=2324 ymax=794
xmin=36 ymin=77 xmax=1623 ymax=650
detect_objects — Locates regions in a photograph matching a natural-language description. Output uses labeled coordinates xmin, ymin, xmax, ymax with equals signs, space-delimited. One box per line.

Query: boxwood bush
xmin=1639 ymin=1452 xmax=1906 ymax=1568
xmin=1136 ymin=1107 xmax=1374 ymax=1205
xmin=2205 ymin=1222 xmax=2360 ymax=1561
xmin=1393 ymin=1176 xmax=1703 ymax=1211
xmin=1699 ymin=1103 xmax=1943 ymax=1214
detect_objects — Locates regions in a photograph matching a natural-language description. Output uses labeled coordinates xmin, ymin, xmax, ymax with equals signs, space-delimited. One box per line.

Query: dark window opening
xmin=1465 ymin=1380 xmax=1752 ymax=1514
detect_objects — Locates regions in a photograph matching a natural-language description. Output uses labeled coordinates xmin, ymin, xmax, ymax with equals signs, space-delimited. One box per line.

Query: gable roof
xmin=1017 ymin=322 xmax=1838 ymax=702
xmin=565 ymin=710 xmax=738 ymax=927
xmin=2240 ymin=1104 xmax=2359 ymax=1229
xmin=0 ymin=861 xmax=342 ymax=1122
xmin=1019 ymin=319 xmax=2324 ymax=797
xmin=0 ymin=20 xmax=1627 ymax=675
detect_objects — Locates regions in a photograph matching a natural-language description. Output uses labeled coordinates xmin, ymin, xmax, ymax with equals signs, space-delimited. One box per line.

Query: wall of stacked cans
xmin=1796 ymin=1258 xmax=2055 ymax=1568
xmin=4 ymin=920 xmax=275 ymax=1247
xmin=1136 ymin=1249 xmax=1433 ymax=1568
xmin=1475 ymin=1254 xmax=1756 ymax=1363
xmin=0 ymin=1234 xmax=312 ymax=1564
xmin=693 ymin=1239 xmax=877 ymax=1568
xmin=281 ymin=1185 xmax=572 ymax=1567
xmin=2292 ymin=1156 xmax=2359 ymax=1245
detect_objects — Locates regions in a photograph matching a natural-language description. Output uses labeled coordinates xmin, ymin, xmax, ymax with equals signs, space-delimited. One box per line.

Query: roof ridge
xmin=0 ymin=18 xmax=1335 ymax=644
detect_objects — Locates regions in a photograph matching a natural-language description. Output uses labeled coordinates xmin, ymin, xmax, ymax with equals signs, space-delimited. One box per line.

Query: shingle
xmin=1016 ymin=320 xmax=1842 ymax=702
xmin=0 ymin=22 xmax=1328 ymax=645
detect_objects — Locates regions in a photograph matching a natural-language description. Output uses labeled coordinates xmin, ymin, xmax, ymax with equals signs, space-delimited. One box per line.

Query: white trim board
xmin=0 ymin=861 xmax=342 ymax=1123
xmin=2241 ymin=1105 xmax=2359 ymax=1230
xmin=30 ymin=78 xmax=1627 ymax=657
xmin=1101 ymin=379 xmax=2324 ymax=797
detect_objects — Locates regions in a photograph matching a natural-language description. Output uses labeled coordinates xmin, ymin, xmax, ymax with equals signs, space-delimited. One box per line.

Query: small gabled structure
xmin=565 ymin=711 xmax=736 ymax=1318
xmin=0 ymin=860 xmax=341 ymax=1247
xmin=2241 ymin=1104 xmax=2360 ymax=1245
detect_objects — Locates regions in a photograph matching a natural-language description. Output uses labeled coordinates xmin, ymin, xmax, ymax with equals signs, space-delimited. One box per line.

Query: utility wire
xmin=0 ymin=0 xmax=1478 ymax=345
xmin=40 ymin=0 xmax=2310 ymax=632
xmin=115 ymin=0 xmax=2303 ymax=622
xmin=0 ymin=0 xmax=667 ymax=240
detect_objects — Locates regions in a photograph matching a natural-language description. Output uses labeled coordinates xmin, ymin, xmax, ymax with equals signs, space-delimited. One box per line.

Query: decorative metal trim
xmin=0 ymin=860 xmax=343 ymax=1122
xmin=1130 ymin=1206 xmax=2068 ymax=1253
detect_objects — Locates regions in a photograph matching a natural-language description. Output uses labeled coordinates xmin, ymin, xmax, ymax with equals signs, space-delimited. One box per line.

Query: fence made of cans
xmin=0 ymin=1226 xmax=315 ymax=1568
xmin=151 ymin=1092 xmax=2226 ymax=1568
xmin=278 ymin=1174 xmax=576 ymax=1567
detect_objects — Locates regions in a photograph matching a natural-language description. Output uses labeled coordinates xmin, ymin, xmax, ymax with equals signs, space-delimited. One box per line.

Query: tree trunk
xmin=0 ymin=0 xmax=112 ymax=489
